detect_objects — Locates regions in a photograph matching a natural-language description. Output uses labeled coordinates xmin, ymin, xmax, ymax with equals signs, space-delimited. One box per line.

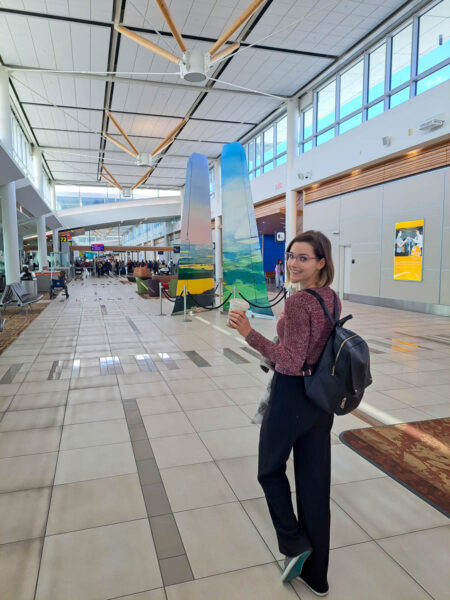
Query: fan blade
xmin=116 ymin=25 xmax=180 ymax=65
xmin=107 ymin=111 xmax=140 ymax=156
xmin=210 ymin=42 xmax=240 ymax=64
xmin=101 ymin=165 xmax=123 ymax=190
xmin=151 ymin=119 xmax=187 ymax=156
xmin=100 ymin=172 xmax=122 ymax=190
xmin=209 ymin=0 xmax=266 ymax=56
xmin=207 ymin=76 xmax=284 ymax=100
xmin=155 ymin=0 xmax=187 ymax=54
xmin=131 ymin=167 xmax=154 ymax=190
xmin=104 ymin=133 xmax=139 ymax=158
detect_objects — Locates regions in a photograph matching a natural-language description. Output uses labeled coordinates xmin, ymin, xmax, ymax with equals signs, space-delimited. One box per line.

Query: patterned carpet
xmin=341 ymin=418 xmax=450 ymax=517
xmin=0 ymin=300 xmax=49 ymax=355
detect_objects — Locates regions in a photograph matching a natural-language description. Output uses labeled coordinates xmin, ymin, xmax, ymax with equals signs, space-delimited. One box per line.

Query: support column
xmin=213 ymin=159 xmax=222 ymax=282
xmin=50 ymin=181 xmax=56 ymax=210
xmin=37 ymin=215 xmax=48 ymax=270
xmin=0 ymin=182 xmax=21 ymax=284
xmin=285 ymin=98 xmax=300 ymax=246
xmin=52 ymin=229 xmax=59 ymax=254
xmin=0 ymin=67 xmax=12 ymax=152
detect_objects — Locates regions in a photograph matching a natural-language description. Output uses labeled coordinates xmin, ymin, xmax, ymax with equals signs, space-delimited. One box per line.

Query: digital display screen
xmin=91 ymin=244 xmax=104 ymax=251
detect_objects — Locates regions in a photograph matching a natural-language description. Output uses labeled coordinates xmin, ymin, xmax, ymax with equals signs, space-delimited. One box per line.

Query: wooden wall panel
xmin=254 ymin=196 xmax=285 ymax=218
xmin=304 ymin=140 xmax=450 ymax=204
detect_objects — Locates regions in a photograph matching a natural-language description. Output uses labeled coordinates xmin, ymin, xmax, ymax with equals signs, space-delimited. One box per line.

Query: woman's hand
xmin=228 ymin=310 xmax=252 ymax=337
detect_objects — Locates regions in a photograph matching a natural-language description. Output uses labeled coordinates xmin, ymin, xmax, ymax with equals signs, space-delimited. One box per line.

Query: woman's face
xmin=287 ymin=242 xmax=324 ymax=287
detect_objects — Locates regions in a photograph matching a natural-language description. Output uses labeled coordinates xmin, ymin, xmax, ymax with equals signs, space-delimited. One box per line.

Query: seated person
xmin=20 ymin=266 xmax=33 ymax=280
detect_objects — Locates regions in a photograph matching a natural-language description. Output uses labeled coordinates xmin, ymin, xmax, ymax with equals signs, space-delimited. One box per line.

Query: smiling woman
xmin=228 ymin=230 xmax=340 ymax=593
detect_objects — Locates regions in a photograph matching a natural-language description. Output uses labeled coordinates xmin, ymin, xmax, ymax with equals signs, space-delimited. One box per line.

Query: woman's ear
xmin=317 ymin=258 xmax=326 ymax=271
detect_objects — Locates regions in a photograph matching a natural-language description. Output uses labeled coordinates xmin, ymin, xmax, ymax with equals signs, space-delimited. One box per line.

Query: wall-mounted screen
xmin=394 ymin=219 xmax=424 ymax=281
xmin=91 ymin=244 xmax=104 ymax=251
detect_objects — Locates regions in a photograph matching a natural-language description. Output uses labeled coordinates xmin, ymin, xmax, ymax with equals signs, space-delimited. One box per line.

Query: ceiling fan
xmin=100 ymin=110 xmax=187 ymax=191
xmin=116 ymin=0 xmax=267 ymax=83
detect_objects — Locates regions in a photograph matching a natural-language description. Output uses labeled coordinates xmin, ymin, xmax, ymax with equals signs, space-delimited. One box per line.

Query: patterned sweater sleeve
xmin=245 ymin=295 xmax=311 ymax=375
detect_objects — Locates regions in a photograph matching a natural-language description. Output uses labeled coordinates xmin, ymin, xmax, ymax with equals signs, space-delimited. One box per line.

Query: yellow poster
xmin=394 ymin=219 xmax=424 ymax=281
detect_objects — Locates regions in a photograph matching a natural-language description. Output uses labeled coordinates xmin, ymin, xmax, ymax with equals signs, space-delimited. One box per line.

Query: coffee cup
xmin=227 ymin=297 xmax=250 ymax=327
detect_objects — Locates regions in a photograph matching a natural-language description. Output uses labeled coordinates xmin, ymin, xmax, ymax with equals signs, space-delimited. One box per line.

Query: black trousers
xmin=258 ymin=371 xmax=333 ymax=590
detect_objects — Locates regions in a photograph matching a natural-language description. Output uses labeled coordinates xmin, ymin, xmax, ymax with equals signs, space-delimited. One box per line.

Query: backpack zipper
xmin=331 ymin=334 xmax=358 ymax=375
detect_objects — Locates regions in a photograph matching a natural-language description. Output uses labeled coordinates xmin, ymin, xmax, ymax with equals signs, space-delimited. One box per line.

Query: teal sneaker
xmin=281 ymin=549 xmax=312 ymax=583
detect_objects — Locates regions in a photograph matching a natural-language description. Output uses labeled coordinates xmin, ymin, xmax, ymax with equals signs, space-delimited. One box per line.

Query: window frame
xmin=298 ymin=0 xmax=449 ymax=153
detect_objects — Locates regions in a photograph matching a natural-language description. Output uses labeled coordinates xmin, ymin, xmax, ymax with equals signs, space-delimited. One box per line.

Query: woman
xmin=275 ymin=258 xmax=285 ymax=288
xmin=229 ymin=230 xmax=339 ymax=596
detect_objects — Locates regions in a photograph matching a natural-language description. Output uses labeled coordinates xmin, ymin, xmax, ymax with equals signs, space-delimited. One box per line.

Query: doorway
xmin=338 ymin=245 xmax=352 ymax=299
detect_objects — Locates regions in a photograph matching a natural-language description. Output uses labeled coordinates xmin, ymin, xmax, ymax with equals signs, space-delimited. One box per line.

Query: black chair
xmin=0 ymin=283 xmax=43 ymax=312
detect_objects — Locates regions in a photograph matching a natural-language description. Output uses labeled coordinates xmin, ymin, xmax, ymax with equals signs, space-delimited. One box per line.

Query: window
xmin=418 ymin=0 xmax=450 ymax=74
xmin=391 ymin=25 xmax=412 ymax=89
xmin=276 ymin=117 xmax=287 ymax=155
xmin=255 ymin=135 xmax=262 ymax=168
xmin=339 ymin=113 xmax=362 ymax=134
xmin=263 ymin=128 xmax=274 ymax=163
xmin=248 ymin=140 xmax=255 ymax=172
xmin=245 ymin=115 xmax=287 ymax=180
xmin=340 ymin=61 xmax=364 ymax=118
xmin=317 ymin=128 xmax=335 ymax=145
xmin=56 ymin=196 xmax=80 ymax=211
xmin=368 ymin=44 xmax=386 ymax=102
xmin=367 ymin=101 xmax=384 ymax=119
xmin=390 ymin=86 xmax=410 ymax=107
xmin=303 ymin=107 xmax=313 ymax=139
xmin=317 ymin=80 xmax=336 ymax=132
xmin=416 ymin=62 xmax=450 ymax=93
xmin=297 ymin=2 xmax=449 ymax=152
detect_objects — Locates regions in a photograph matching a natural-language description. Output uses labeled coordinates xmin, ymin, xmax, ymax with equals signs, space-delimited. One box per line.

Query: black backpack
xmin=302 ymin=289 xmax=372 ymax=415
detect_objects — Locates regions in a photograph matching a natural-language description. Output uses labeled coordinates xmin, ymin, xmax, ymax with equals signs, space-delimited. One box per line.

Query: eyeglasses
xmin=284 ymin=252 xmax=320 ymax=263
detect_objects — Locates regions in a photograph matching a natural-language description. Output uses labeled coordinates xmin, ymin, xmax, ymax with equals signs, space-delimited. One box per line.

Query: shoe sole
xmin=281 ymin=550 xmax=312 ymax=583
xmin=297 ymin=576 xmax=329 ymax=596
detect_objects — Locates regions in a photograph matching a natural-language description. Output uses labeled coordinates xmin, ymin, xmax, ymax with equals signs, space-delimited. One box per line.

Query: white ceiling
xmin=0 ymin=0 xmax=408 ymax=189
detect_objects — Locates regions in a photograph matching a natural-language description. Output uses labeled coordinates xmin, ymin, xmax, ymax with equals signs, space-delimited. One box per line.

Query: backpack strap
xmin=333 ymin=291 xmax=340 ymax=321
xmin=303 ymin=289 xmax=335 ymax=327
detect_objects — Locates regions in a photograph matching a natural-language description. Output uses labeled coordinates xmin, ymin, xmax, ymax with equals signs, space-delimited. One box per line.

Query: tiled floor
xmin=0 ymin=278 xmax=448 ymax=600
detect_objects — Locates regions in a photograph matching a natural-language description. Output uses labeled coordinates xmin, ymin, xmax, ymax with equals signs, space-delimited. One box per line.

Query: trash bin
xmin=22 ymin=278 xmax=38 ymax=296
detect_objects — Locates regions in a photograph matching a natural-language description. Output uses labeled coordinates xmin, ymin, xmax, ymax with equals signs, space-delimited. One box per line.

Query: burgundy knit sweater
xmin=245 ymin=287 xmax=341 ymax=376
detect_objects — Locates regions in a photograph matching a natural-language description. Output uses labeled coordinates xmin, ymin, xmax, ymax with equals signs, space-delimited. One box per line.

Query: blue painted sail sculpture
xmin=221 ymin=142 xmax=273 ymax=317
xmin=172 ymin=153 xmax=215 ymax=315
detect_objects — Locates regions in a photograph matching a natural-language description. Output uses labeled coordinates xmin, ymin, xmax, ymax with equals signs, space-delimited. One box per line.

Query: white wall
xmin=249 ymin=163 xmax=286 ymax=203
xmin=303 ymin=166 xmax=449 ymax=307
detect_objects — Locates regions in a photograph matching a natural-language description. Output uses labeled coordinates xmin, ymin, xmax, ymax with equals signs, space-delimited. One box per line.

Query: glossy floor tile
xmin=0 ymin=279 xmax=448 ymax=600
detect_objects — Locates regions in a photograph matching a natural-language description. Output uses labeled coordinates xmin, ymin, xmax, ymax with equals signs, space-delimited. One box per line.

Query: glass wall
xmin=299 ymin=0 xmax=449 ymax=152
xmin=246 ymin=115 xmax=287 ymax=179
xmin=11 ymin=113 xmax=33 ymax=178
xmin=56 ymin=185 xmax=181 ymax=211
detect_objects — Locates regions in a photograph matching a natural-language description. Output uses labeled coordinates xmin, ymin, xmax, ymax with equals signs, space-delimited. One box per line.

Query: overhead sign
xmin=60 ymin=235 xmax=71 ymax=242
xmin=91 ymin=244 xmax=104 ymax=251
xmin=85 ymin=251 xmax=97 ymax=259
xmin=394 ymin=219 xmax=424 ymax=281
xmin=173 ymin=245 xmax=180 ymax=253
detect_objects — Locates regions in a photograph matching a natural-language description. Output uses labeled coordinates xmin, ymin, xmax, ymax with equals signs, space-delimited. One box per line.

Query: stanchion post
xmin=183 ymin=284 xmax=191 ymax=322
xmin=159 ymin=282 xmax=165 ymax=316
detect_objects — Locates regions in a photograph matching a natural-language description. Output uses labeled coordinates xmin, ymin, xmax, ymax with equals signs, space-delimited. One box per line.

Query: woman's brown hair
xmin=286 ymin=230 xmax=334 ymax=288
